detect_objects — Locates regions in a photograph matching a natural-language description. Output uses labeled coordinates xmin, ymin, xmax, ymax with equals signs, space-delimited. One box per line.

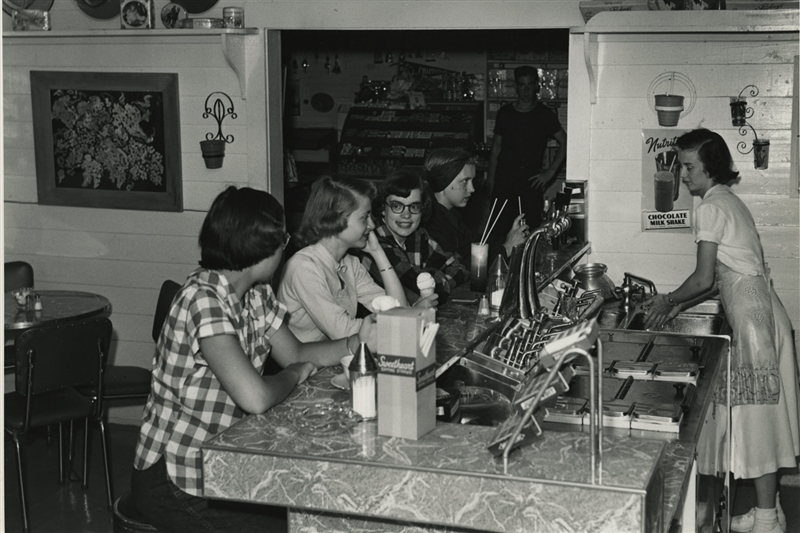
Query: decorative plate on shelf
xmin=73 ymin=0 xmax=120 ymax=20
xmin=160 ymin=2 xmax=185 ymax=29
xmin=172 ymin=0 xmax=218 ymax=14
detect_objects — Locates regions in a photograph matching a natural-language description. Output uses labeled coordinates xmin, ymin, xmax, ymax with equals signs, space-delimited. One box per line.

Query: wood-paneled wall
xmin=3 ymin=0 xmax=584 ymax=425
xmin=567 ymin=29 xmax=799 ymax=345
xmin=3 ymin=29 xmax=267 ymax=423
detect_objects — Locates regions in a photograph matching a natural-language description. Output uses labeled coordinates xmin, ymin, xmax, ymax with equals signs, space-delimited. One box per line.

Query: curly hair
xmin=374 ymin=167 xmax=433 ymax=222
xmin=295 ymin=175 xmax=376 ymax=247
xmin=199 ymin=186 xmax=285 ymax=271
xmin=675 ymin=129 xmax=740 ymax=185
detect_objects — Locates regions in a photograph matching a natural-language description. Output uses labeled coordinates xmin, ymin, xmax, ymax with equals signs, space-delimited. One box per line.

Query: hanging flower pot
xmin=654 ymin=94 xmax=684 ymax=127
xmin=200 ymin=139 xmax=226 ymax=169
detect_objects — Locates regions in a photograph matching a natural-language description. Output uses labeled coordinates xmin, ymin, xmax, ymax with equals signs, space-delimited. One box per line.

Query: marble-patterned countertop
xmin=203 ymin=365 xmax=667 ymax=532
xmin=201 ymin=241 xmax=722 ymax=532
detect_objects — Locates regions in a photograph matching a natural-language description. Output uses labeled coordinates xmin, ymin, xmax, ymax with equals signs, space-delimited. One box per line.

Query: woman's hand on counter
xmin=286 ymin=362 xmax=317 ymax=386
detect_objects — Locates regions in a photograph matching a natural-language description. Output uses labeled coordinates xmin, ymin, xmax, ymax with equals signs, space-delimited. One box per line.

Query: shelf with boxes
xmin=335 ymin=102 xmax=482 ymax=180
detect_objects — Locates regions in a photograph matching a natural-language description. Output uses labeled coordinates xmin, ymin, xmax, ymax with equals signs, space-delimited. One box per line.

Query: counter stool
xmin=113 ymin=491 xmax=160 ymax=533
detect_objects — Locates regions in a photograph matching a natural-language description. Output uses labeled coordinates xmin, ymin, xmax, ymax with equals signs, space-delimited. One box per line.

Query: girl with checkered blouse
xmin=131 ymin=187 xmax=376 ymax=533
xmin=359 ymin=168 xmax=469 ymax=306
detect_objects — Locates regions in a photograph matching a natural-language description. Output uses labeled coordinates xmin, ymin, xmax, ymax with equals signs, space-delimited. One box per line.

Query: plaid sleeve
xmin=255 ymin=283 xmax=287 ymax=338
xmin=188 ymin=287 xmax=237 ymax=354
xmin=422 ymin=230 xmax=470 ymax=294
xmin=375 ymin=233 xmax=424 ymax=302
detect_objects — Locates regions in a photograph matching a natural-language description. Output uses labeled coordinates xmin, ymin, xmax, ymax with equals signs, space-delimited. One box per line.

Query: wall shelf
xmin=569 ymin=9 xmax=799 ymax=104
xmin=3 ymin=28 xmax=261 ymax=100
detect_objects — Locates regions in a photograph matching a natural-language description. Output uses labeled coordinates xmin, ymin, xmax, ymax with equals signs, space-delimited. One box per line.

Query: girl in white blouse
xmin=278 ymin=176 xmax=409 ymax=353
xmin=644 ymin=129 xmax=798 ymax=533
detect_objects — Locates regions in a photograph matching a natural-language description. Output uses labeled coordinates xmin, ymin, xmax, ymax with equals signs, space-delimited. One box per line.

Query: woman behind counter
xmin=359 ymin=167 xmax=468 ymax=305
xmin=132 ymin=186 xmax=376 ymax=532
xmin=643 ymin=129 xmax=799 ymax=533
xmin=278 ymin=176 xmax=412 ymax=349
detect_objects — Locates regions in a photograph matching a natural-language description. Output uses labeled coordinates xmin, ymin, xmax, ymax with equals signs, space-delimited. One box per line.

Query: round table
xmin=5 ymin=290 xmax=112 ymax=333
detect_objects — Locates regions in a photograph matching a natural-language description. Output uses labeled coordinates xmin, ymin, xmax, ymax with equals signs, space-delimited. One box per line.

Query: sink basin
xmin=625 ymin=312 xmax=726 ymax=335
xmin=596 ymin=307 xmax=727 ymax=336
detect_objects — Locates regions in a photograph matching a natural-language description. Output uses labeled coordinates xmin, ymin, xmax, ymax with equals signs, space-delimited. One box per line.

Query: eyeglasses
xmin=385 ymin=201 xmax=423 ymax=215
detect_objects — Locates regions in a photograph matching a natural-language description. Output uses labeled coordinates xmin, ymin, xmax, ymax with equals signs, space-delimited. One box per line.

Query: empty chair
xmin=4 ymin=317 xmax=113 ymax=533
xmin=79 ymin=280 xmax=181 ymax=404
xmin=4 ymin=261 xmax=34 ymax=292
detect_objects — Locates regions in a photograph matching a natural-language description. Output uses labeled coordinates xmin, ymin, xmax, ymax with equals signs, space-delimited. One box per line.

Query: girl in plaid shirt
xmin=360 ymin=168 xmax=469 ymax=305
xmin=132 ymin=186 xmax=375 ymax=532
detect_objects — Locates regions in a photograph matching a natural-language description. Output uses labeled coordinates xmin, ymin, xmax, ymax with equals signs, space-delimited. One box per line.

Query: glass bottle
xmin=486 ymin=254 xmax=508 ymax=312
xmin=349 ymin=342 xmax=377 ymax=419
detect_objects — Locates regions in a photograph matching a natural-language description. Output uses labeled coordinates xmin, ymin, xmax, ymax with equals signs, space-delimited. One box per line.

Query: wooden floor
xmin=4 ymin=422 xmax=800 ymax=532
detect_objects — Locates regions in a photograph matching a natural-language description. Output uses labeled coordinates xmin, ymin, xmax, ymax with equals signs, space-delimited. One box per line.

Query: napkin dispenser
xmin=377 ymin=307 xmax=437 ymax=440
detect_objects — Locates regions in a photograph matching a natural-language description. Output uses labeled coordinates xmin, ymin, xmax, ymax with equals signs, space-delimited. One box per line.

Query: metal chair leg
xmin=82 ymin=418 xmax=90 ymax=490
xmin=58 ymin=423 xmax=64 ymax=484
xmin=68 ymin=419 xmax=75 ymax=463
xmin=97 ymin=419 xmax=114 ymax=509
xmin=12 ymin=433 xmax=30 ymax=533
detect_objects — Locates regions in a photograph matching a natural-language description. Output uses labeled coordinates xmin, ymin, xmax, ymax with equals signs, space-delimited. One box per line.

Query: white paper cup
xmin=341 ymin=355 xmax=354 ymax=380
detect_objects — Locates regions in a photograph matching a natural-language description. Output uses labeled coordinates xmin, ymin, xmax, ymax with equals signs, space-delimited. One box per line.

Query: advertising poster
xmin=641 ymin=129 xmax=691 ymax=232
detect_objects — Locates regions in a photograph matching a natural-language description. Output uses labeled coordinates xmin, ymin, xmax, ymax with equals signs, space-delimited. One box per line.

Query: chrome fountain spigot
xmin=517 ymin=210 xmax=573 ymax=321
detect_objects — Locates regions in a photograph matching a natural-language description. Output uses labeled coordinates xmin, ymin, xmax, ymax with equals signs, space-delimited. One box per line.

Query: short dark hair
xmin=514 ymin=65 xmax=539 ymax=83
xmin=675 ymin=128 xmax=740 ymax=185
xmin=199 ymin=186 xmax=285 ymax=271
xmin=296 ymin=175 xmax=376 ymax=247
xmin=374 ymin=167 xmax=433 ymax=222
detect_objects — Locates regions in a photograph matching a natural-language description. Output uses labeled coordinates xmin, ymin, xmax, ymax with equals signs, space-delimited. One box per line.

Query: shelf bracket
xmin=583 ymin=32 xmax=597 ymax=105
xmin=221 ymin=32 xmax=260 ymax=100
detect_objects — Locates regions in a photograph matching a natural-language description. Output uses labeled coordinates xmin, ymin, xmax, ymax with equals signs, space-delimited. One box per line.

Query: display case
xmin=335 ymin=102 xmax=482 ymax=180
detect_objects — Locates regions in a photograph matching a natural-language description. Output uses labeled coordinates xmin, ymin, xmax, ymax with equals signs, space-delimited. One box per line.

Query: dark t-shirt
xmin=494 ymin=102 xmax=562 ymax=194
xmin=424 ymin=196 xmax=508 ymax=268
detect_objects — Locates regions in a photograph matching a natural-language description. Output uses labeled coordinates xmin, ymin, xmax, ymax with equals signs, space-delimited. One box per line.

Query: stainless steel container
xmin=572 ymin=263 xmax=617 ymax=300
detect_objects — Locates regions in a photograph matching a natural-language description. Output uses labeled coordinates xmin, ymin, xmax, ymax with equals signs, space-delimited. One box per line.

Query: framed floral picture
xmin=30 ymin=71 xmax=182 ymax=212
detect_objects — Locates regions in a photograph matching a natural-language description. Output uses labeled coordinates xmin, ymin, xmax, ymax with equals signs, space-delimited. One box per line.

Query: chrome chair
xmin=71 ymin=280 xmax=181 ymax=508
xmin=4 ymin=261 xmax=34 ymax=372
xmin=4 ymin=317 xmax=113 ymax=533
xmin=4 ymin=261 xmax=34 ymax=292
xmin=79 ymin=280 xmax=181 ymax=404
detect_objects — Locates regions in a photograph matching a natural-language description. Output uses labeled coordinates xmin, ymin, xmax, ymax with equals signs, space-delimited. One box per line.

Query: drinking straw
xmin=668 ymin=154 xmax=676 ymax=174
xmin=481 ymin=199 xmax=508 ymax=247
xmin=669 ymin=72 xmax=674 ymax=96
xmin=518 ymin=196 xmax=523 ymax=216
xmin=480 ymin=198 xmax=498 ymax=248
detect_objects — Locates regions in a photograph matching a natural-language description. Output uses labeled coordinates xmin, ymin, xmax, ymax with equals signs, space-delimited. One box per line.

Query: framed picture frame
xmin=30 ymin=70 xmax=183 ymax=212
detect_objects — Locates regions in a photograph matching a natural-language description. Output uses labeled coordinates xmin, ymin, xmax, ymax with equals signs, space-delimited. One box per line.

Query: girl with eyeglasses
xmin=359 ymin=168 xmax=469 ymax=306
xmin=278 ymin=176 xmax=410 ymax=353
